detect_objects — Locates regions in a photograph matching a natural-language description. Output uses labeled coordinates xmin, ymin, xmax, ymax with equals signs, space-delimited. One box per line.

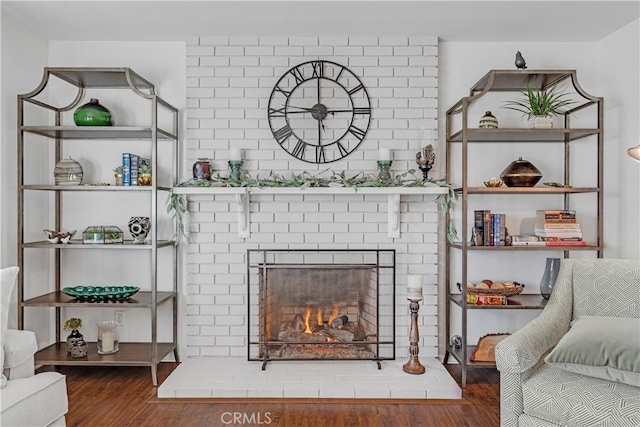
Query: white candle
xmin=379 ymin=148 xmax=391 ymax=161
xmin=101 ymin=331 xmax=114 ymax=352
xmin=407 ymin=275 xmax=423 ymax=297
xmin=230 ymin=148 xmax=242 ymax=161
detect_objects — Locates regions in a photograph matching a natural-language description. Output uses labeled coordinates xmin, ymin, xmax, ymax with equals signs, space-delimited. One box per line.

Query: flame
xmin=304 ymin=305 xmax=312 ymax=334
xmin=317 ymin=306 xmax=323 ymax=327
xmin=327 ymin=305 xmax=340 ymax=325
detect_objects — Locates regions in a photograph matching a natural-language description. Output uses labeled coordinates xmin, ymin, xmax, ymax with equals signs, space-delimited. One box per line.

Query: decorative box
xmin=103 ymin=226 xmax=124 ymax=244
xmin=83 ymin=226 xmax=104 ymax=244
xmin=83 ymin=226 xmax=124 ymax=244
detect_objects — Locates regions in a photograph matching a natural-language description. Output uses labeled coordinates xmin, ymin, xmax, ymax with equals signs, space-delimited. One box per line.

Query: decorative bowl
xmin=43 ymin=229 xmax=76 ymax=244
xmin=483 ymin=178 xmax=503 ymax=187
xmin=62 ymin=286 xmax=140 ymax=301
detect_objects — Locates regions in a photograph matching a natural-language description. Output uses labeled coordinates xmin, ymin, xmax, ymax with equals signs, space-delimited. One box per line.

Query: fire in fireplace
xmin=247 ymin=249 xmax=396 ymax=369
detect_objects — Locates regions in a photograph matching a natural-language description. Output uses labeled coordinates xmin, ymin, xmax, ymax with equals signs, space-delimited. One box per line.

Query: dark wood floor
xmin=44 ymin=363 xmax=501 ymax=427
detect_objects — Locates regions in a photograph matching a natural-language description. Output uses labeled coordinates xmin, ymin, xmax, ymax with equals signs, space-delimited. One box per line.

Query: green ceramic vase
xmin=73 ymin=98 xmax=113 ymax=126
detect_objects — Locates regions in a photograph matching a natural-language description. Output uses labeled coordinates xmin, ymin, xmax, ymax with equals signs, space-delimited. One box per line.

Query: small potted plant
xmin=503 ymin=86 xmax=575 ymax=129
xmin=63 ymin=317 xmax=84 ymax=353
xmin=138 ymin=165 xmax=152 ymax=186
xmin=113 ymin=165 xmax=123 ymax=186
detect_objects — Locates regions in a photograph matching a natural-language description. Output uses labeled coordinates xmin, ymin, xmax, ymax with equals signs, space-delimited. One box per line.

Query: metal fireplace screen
xmin=247 ymin=249 xmax=395 ymax=369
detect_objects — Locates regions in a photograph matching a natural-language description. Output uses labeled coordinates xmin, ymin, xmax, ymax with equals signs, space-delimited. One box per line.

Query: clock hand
xmin=287 ymin=105 xmax=317 ymax=112
xmin=325 ymin=109 xmax=356 ymax=113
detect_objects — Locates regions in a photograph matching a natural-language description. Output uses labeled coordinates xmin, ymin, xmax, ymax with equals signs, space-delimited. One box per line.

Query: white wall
xmin=1 ymin=8 xmax=50 ymax=331
xmin=595 ymin=19 xmax=640 ymax=260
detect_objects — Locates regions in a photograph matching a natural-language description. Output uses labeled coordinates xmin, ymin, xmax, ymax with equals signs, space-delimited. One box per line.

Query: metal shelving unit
xmin=17 ymin=67 xmax=179 ymax=386
xmin=444 ymin=70 xmax=603 ymax=387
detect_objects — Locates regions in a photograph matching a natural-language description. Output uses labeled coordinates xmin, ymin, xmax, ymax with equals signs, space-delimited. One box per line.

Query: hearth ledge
xmin=171 ymin=186 xmax=447 ymax=238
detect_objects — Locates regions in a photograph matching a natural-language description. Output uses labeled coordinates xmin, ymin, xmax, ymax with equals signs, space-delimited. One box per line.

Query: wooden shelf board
xmin=22 ymin=291 xmax=175 ymax=308
xmin=447 ymin=345 xmax=497 ymax=368
xmin=449 ymin=294 xmax=547 ymax=310
xmin=454 ymin=186 xmax=599 ymax=194
xmin=449 ymin=243 xmax=600 ymax=251
xmin=22 ymin=240 xmax=175 ymax=249
xmin=35 ymin=342 xmax=175 ymax=366
xmin=448 ymin=128 xmax=599 ymax=143
xmin=21 ymin=126 xmax=177 ymax=140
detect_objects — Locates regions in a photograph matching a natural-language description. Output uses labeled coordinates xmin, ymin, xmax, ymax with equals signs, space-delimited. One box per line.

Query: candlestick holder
xmin=228 ymin=160 xmax=244 ymax=181
xmin=416 ymin=144 xmax=436 ymax=181
xmin=403 ymin=297 xmax=426 ymax=375
xmin=377 ymin=160 xmax=392 ymax=180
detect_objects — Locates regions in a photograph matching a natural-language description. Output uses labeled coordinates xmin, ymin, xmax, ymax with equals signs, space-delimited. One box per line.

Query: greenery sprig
xmin=167 ymin=169 xmax=457 ymax=243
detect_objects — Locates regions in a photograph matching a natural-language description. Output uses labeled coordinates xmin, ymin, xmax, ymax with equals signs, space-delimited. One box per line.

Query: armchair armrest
xmin=3 ymin=330 xmax=38 ymax=380
xmin=494 ymin=260 xmax=575 ymax=427
xmin=496 ymin=259 xmax=575 ymax=373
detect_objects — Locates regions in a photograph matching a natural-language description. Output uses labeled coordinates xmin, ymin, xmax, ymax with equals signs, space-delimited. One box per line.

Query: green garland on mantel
xmin=167 ymin=169 xmax=457 ymax=242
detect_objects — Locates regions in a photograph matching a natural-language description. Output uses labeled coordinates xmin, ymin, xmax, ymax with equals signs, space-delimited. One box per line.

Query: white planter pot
xmin=533 ymin=115 xmax=553 ymax=129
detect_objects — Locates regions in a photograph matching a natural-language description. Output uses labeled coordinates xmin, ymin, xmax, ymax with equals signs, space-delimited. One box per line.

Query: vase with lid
xmin=73 ymin=98 xmax=114 ymax=126
xmin=479 ymin=111 xmax=499 ymax=129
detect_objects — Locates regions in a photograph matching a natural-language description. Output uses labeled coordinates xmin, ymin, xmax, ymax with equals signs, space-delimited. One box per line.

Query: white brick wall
xmin=184 ymin=36 xmax=439 ymax=359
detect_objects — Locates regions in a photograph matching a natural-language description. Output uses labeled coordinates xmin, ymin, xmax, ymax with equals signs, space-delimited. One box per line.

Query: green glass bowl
xmin=62 ymin=286 xmax=140 ymax=301
xmin=73 ymin=98 xmax=113 ymax=126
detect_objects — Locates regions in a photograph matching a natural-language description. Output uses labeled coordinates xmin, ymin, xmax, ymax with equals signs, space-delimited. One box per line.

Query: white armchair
xmin=1 ymin=267 xmax=68 ymax=426
xmin=495 ymin=259 xmax=640 ymax=427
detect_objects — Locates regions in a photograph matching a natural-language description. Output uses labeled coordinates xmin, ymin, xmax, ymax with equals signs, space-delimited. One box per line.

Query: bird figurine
xmin=515 ymin=51 xmax=527 ymax=69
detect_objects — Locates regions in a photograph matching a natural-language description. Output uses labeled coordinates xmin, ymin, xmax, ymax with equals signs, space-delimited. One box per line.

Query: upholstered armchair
xmin=495 ymin=258 xmax=640 ymax=427
xmin=1 ymin=267 xmax=69 ymax=426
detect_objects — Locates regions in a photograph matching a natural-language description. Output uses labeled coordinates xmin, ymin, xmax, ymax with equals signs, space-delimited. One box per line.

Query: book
xmin=543 ymin=236 xmax=583 ymax=241
xmin=535 ymin=230 xmax=583 ymax=238
xmin=536 ymin=209 xmax=576 ymax=219
xmin=511 ymin=241 xmax=547 ymax=246
xmin=483 ymin=211 xmax=492 ymax=246
xmin=546 ymin=240 xmax=587 ymax=246
xmin=122 ymin=153 xmax=131 ymax=186
xmin=535 ymin=223 xmax=581 ymax=229
xmin=492 ymin=213 xmax=506 ymax=246
xmin=130 ymin=154 xmax=139 ymax=186
xmin=474 ymin=210 xmax=486 ymax=246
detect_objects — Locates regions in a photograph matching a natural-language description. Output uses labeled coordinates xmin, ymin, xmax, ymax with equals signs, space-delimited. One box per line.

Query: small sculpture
xmin=515 ymin=51 xmax=527 ymax=70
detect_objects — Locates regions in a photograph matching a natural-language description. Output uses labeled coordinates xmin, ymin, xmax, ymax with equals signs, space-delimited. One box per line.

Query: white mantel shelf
xmin=172 ymin=186 xmax=448 ymax=238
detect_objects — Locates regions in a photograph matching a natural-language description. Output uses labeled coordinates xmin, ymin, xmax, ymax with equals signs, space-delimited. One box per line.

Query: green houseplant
xmin=64 ymin=318 xmax=83 ymax=354
xmin=138 ymin=165 xmax=152 ymax=186
xmin=503 ymin=86 xmax=575 ymax=128
xmin=113 ymin=165 xmax=123 ymax=186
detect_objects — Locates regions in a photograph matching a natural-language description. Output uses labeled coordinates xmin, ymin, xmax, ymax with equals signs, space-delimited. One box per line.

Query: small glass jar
xmin=97 ymin=320 xmax=119 ymax=354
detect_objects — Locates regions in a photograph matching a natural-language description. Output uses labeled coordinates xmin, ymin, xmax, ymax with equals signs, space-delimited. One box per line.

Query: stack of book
xmin=473 ymin=210 xmax=506 ymax=246
xmin=121 ymin=153 xmax=150 ymax=187
xmin=534 ymin=210 xmax=586 ymax=246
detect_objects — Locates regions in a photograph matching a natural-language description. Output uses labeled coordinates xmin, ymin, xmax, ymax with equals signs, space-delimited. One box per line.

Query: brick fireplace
xmin=180 ymin=34 xmax=441 ymax=363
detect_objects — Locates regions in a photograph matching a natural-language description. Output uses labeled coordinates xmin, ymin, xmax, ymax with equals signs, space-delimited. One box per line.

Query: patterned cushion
xmin=573 ymin=259 xmax=640 ymax=320
xmin=522 ymin=364 xmax=640 ymax=427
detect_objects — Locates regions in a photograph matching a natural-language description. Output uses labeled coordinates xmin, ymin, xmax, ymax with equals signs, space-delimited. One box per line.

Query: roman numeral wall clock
xmin=268 ymin=60 xmax=372 ymax=164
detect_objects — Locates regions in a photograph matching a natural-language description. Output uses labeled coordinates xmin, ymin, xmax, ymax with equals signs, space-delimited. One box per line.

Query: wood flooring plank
xmin=42 ymin=362 xmax=500 ymax=426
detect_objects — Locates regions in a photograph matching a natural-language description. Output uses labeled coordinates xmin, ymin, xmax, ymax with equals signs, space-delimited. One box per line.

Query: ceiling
xmin=2 ymin=0 xmax=639 ymax=42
